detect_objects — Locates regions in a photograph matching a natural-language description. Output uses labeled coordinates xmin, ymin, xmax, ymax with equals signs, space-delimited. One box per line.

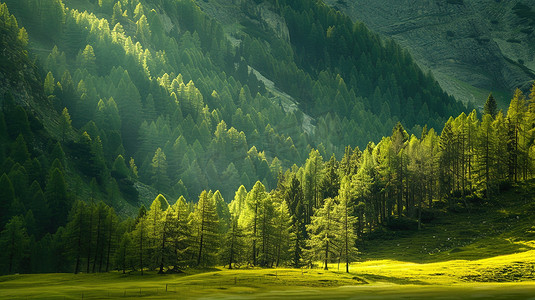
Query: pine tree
xmin=59 ymin=107 xmax=73 ymax=143
xmin=45 ymin=168 xmax=69 ymax=231
xmin=506 ymin=89 xmax=527 ymax=182
xmin=192 ymin=191 xmax=220 ymax=266
xmin=0 ymin=216 xmax=30 ymax=274
xmin=146 ymin=194 xmax=168 ymax=271
xmin=337 ymin=176 xmax=358 ymax=273
xmin=168 ymin=196 xmax=192 ymax=269
xmin=303 ymin=149 xmax=324 ymax=221
xmin=116 ymin=233 xmax=133 ymax=274
xmin=151 ymin=148 xmax=169 ymax=194
xmin=213 ymin=190 xmax=230 ymax=234
xmin=477 ymin=114 xmax=497 ymax=199
xmin=0 ymin=173 xmax=15 ymax=228
xmin=306 ymin=197 xmax=339 ymax=270
xmin=243 ymin=181 xmax=268 ymax=266
xmin=484 ymin=93 xmax=498 ymax=118
xmin=321 ymin=154 xmax=340 ymax=199
xmin=132 ymin=212 xmax=148 ymax=275
xmin=66 ymin=201 xmax=87 ymax=274
xmin=220 ymin=215 xmax=245 ymax=269
xmin=272 ymin=198 xmax=293 ymax=267
xmin=229 ymin=185 xmax=247 ymax=218
xmin=285 ymin=176 xmax=305 ymax=267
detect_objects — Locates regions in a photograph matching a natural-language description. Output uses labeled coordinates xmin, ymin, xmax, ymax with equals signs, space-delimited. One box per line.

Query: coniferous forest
xmin=2 ymin=0 xmax=535 ymax=298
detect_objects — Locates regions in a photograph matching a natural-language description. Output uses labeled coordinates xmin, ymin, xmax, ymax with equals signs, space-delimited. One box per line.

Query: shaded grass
xmin=360 ymin=181 xmax=535 ymax=264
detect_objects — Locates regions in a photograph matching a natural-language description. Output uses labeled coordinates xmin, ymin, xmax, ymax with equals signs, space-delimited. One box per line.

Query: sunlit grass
xmin=3 ymin=256 xmax=535 ymax=299
xmin=3 ymin=182 xmax=535 ymax=299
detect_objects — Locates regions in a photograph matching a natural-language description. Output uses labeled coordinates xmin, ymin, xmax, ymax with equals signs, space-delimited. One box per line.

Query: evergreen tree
xmin=243 ymin=181 xmax=268 ymax=266
xmin=0 ymin=173 xmax=15 ymax=228
xmin=220 ymin=214 xmax=245 ymax=269
xmin=321 ymin=154 xmax=340 ymax=199
xmin=151 ymin=148 xmax=169 ymax=194
xmin=45 ymin=168 xmax=69 ymax=231
xmin=59 ymin=107 xmax=73 ymax=143
xmin=0 ymin=215 xmax=30 ymax=274
xmin=66 ymin=200 xmax=88 ymax=274
xmin=483 ymin=93 xmax=498 ymax=118
xmin=192 ymin=191 xmax=220 ymax=266
xmin=306 ymin=197 xmax=339 ymax=270
xmin=272 ymin=197 xmax=293 ymax=267
xmin=132 ymin=212 xmax=148 ymax=275
xmin=168 ymin=196 xmax=192 ymax=269
xmin=337 ymin=176 xmax=358 ymax=273
xmin=146 ymin=194 xmax=168 ymax=271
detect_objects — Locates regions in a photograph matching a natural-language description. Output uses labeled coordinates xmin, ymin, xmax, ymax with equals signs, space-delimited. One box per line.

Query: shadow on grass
xmin=358 ymin=273 xmax=429 ymax=285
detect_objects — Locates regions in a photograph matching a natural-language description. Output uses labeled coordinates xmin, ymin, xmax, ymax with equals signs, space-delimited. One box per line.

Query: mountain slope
xmin=326 ymin=0 xmax=535 ymax=108
xmin=1 ymin=0 xmax=467 ymax=207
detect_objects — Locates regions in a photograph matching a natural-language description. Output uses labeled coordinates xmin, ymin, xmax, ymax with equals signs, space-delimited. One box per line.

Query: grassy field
xmin=3 ymin=182 xmax=535 ymax=299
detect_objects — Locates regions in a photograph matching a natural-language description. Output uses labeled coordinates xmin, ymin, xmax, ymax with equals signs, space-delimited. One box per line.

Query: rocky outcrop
xmin=325 ymin=0 xmax=535 ymax=106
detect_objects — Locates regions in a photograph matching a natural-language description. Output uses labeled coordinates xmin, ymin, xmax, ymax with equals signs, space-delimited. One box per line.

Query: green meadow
xmin=4 ymin=181 xmax=535 ymax=299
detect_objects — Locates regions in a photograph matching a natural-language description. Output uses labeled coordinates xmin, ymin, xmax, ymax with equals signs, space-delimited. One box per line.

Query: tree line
xmin=3 ymin=82 xmax=534 ymax=274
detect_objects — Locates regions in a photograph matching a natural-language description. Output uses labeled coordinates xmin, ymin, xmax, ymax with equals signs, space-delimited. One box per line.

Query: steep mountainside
xmin=1 ymin=0 xmax=465 ymax=207
xmin=326 ymin=0 xmax=535 ymax=108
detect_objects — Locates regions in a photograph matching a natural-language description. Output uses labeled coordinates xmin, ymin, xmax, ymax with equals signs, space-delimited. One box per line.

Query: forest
xmin=1 ymin=0 xmax=535 ymax=290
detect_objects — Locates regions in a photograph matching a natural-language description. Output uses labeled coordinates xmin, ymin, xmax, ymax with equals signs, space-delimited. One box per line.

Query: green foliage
xmin=192 ymin=190 xmax=220 ymax=267
xmin=45 ymin=168 xmax=69 ymax=231
xmin=0 ymin=215 xmax=30 ymax=274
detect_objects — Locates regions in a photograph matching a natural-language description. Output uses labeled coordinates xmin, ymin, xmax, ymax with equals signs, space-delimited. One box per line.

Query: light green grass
xmin=3 ymin=183 xmax=535 ymax=299
xmin=2 ymin=260 xmax=535 ymax=299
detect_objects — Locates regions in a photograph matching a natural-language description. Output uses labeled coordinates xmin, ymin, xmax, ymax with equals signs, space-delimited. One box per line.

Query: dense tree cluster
xmin=3 ymin=0 xmax=535 ymax=276
xmin=1 ymin=0 xmax=467 ymax=204
xmin=3 ymin=84 xmax=534 ymax=275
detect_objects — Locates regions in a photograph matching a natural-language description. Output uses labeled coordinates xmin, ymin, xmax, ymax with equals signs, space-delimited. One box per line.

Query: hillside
xmin=325 ymin=0 xmax=535 ymax=108
xmin=0 ymin=0 xmax=467 ymax=206
xmin=3 ymin=1 xmax=535 ymax=296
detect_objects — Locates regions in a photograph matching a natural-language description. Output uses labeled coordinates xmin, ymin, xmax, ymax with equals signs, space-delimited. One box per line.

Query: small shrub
xmin=419 ymin=208 xmax=437 ymax=223
xmin=386 ymin=216 xmax=418 ymax=231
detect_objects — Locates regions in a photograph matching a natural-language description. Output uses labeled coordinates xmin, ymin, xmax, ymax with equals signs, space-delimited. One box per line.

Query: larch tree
xmin=45 ymin=168 xmax=69 ymax=231
xmin=192 ymin=191 xmax=220 ymax=266
xmin=506 ymin=89 xmax=527 ymax=182
xmin=146 ymin=194 xmax=168 ymax=271
xmin=168 ymin=196 xmax=192 ymax=269
xmin=484 ymin=93 xmax=498 ymax=118
xmin=229 ymin=185 xmax=247 ymax=218
xmin=151 ymin=148 xmax=169 ymax=194
xmin=272 ymin=197 xmax=293 ymax=267
xmin=0 ymin=216 xmax=30 ymax=274
xmin=306 ymin=197 xmax=339 ymax=270
xmin=336 ymin=176 xmax=358 ymax=273
xmin=132 ymin=206 xmax=148 ymax=275
xmin=59 ymin=107 xmax=73 ymax=143
xmin=243 ymin=181 xmax=268 ymax=266
xmin=0 ymin=173 xmax=15 ymax=228
xmin=477 ymin=114 xmax=497 ymax=199
xmin=220 ymin=214 xmax=245 ymax=269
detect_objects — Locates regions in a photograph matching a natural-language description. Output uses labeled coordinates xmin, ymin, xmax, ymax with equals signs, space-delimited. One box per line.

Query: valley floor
xmin=2 ymin=252 xmax=535 ymax=300
xmin=3 ymin=182 xmax=535 ymax=299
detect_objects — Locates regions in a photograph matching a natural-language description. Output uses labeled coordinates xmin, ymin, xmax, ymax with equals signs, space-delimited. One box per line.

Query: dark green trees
xmin=0 ymin=216 xmax=30 ymax=274
xmin=484 ymin=93 xmax=498 ymax=118
xmin=45 ymin=168 xmax=69 ymax=231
